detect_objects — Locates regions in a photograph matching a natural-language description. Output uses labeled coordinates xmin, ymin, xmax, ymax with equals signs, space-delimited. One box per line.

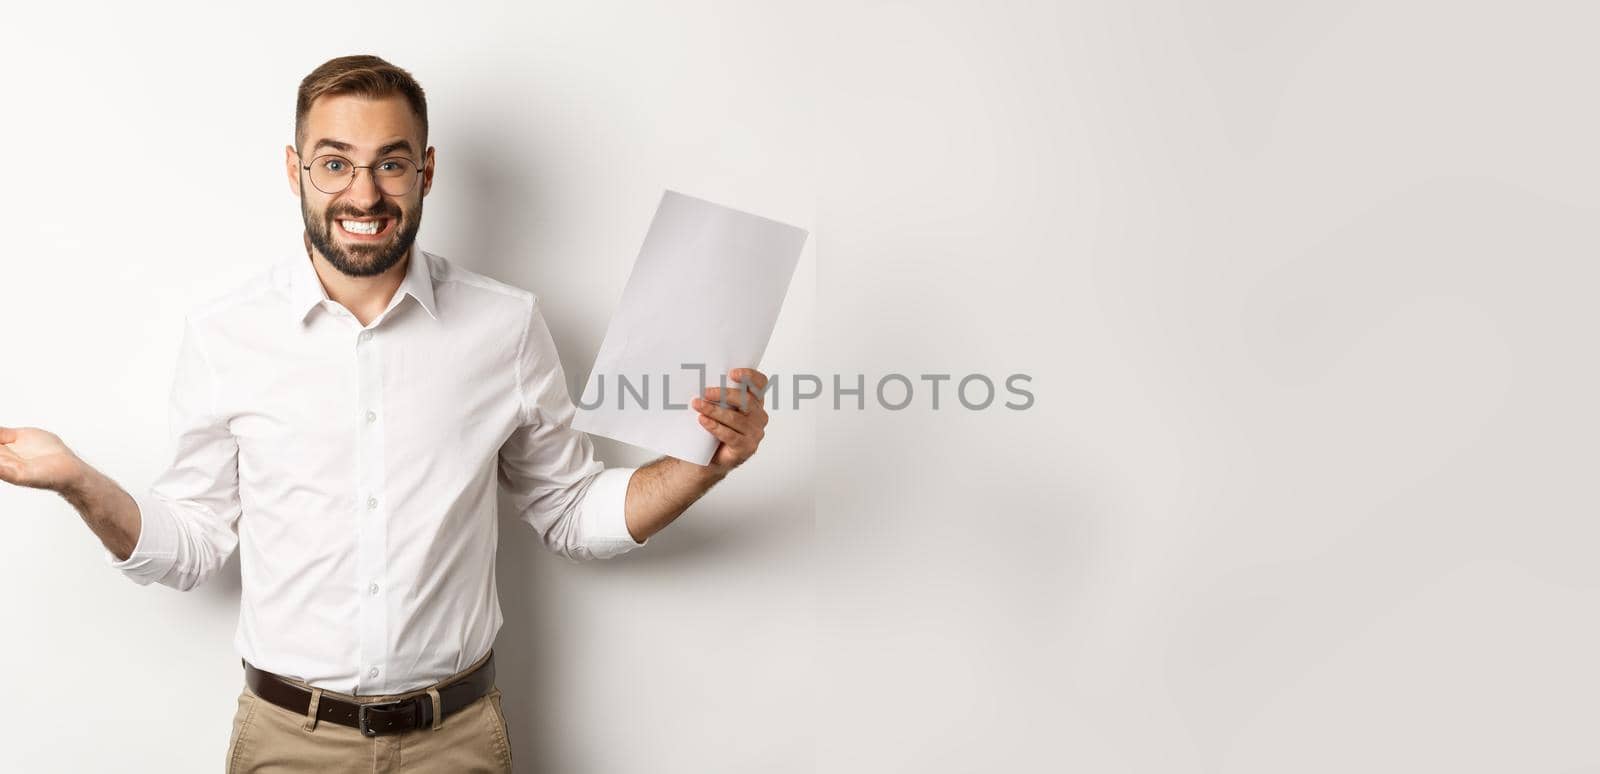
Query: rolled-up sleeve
xmin=106 ymin=317 xmax=242 ymax=590
xmin=498 ymin=296 xmax=644 ymax=561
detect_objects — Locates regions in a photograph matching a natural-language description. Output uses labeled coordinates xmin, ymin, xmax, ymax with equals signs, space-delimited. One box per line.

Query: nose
xmin=341 ymin=166 xmax=383 ymax=210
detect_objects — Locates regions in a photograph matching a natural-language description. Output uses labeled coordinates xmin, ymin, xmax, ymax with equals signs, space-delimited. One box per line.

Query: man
xmin=0 ymin=54 xmax=770 ymax=773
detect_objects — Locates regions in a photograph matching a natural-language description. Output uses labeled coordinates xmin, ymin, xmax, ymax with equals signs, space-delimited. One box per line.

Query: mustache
xmin=326 ymin=201 xmax=402 ymax=220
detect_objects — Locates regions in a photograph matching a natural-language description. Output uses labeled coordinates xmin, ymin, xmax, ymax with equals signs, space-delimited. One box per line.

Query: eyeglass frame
xmin=295 ymin=150 xmax=430 ymax=196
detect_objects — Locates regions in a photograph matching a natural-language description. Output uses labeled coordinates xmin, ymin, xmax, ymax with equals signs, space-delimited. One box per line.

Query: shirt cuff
xmin=579 ymin=466 xmax=645 ymax=559
xmin=104 ymin=492 xmax=180 ymax=585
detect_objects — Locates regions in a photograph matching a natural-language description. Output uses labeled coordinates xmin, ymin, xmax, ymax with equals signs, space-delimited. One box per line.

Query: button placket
xmin=354 ymin=327 xmax=389 ymax=694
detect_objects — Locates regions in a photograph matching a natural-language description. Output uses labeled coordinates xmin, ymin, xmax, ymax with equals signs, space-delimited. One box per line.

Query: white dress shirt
xmin=106 ymin=245 xmax=645 ymax=695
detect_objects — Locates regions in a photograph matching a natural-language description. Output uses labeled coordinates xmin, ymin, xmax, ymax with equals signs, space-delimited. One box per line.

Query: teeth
xmin=341 ymin=220 xmax=381 ymax=235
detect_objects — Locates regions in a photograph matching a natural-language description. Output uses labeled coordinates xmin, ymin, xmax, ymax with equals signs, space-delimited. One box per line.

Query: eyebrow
xmin=312 ymin=138 xmax=354 ymax=153
xmin=310 ymin=138 xmax=417 ymax=157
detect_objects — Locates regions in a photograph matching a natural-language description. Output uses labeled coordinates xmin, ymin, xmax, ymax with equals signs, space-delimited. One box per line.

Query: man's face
xmin=285 ymin=94 xmax=434 ymax=277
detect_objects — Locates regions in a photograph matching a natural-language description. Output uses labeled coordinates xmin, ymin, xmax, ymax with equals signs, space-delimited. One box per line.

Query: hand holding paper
xmin=688 ymin=367 xmax=771 ymax=475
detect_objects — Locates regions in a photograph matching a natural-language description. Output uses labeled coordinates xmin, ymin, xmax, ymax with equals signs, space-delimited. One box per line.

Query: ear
xmin=285 ymin=144 xmax=302 ymax=197
xmin=420 ymin=145 xmax=436 ymax=198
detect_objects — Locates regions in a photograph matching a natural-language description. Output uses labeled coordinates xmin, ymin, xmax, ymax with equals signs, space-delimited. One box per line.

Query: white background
xmin=1 ymin=1 xmax=1595 ymax=772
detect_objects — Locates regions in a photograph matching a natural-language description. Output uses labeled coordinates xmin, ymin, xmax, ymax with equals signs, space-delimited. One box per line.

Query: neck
xmin=303 ymin=233 xmax=409 ymax=327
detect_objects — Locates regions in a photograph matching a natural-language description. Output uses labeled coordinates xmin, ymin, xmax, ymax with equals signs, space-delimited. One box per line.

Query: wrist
xmin=55 ymin=456 xmax=94 ymax=500
xmin=674 ymin=456 xmax=727 ymax=486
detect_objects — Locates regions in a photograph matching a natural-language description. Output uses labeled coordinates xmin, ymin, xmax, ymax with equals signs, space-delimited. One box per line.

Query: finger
xmin=692 ymin=397 xmax=757 ymax=434
xmin=702 ymin=386 xmax=760 ymax=412
xmin=730 ymin=368 xmax=769 ymax=392
xmin=697 ymin=413 xmax=752 ymax=451
xmin=697 ymin=402 xmax=766 ymax=447
xmin=718 ymin=396 xmax=768 ymax=429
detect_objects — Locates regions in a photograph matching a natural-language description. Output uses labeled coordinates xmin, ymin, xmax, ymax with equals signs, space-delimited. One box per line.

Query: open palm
xmin=0 ymin=426 xmax=81 ymax=492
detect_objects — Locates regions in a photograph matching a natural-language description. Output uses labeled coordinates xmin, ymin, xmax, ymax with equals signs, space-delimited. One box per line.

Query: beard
xmin=302 ymin=194 xmax=422 ymax=278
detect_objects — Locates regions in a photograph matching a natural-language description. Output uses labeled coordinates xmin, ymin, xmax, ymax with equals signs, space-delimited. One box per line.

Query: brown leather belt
xmin=242 ymin=651 xmax=496 ymax=737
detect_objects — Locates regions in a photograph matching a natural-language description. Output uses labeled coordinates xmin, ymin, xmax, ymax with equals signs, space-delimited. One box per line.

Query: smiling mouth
xmin=336 ymin=217 xmax=394 ymax=239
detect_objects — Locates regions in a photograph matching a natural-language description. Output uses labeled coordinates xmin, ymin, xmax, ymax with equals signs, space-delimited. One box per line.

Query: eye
xmin=377 ymin=160 xmax=403 ymax=173
xmin=320 ymin=158 xmax=348 ymax=173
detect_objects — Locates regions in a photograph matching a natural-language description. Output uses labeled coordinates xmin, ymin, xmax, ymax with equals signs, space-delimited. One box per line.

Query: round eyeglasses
xmin=300 ymin=153 xmax=425 ymax=196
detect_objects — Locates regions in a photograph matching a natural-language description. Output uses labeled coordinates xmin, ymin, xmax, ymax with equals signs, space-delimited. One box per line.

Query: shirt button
xmin=366 ymin=496 xmax=378 ymax=510
xmin=365 ymin=410 xmax=377 ymax=423
xmin=368 ymin=582 xmax=380 ymax=596
xmin=359 ymin=330 xmax=373 ymax=343
xmin=368 ymin=667 xmax=380 ymax=679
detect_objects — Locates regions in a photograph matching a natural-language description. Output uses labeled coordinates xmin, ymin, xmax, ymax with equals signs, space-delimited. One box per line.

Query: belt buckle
xmin=358 ymin=699 xmax=411 ymax=737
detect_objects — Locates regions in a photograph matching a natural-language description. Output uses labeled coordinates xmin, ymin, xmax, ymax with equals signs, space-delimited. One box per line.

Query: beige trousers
xmin=224 ymin=653 xmax=513 ymax=773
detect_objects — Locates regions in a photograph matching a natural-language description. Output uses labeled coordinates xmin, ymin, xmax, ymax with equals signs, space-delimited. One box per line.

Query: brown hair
xmin=295 ymin=55 xmax=428 ymax=149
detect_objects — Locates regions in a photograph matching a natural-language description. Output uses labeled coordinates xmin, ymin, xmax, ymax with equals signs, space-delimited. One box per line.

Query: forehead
xmin=301 ymin=93 xmax=423 ymax=151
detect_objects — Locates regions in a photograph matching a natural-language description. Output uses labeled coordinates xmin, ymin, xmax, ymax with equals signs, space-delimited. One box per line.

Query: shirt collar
xmin=287 ymin=244 xmax=439 ymax=325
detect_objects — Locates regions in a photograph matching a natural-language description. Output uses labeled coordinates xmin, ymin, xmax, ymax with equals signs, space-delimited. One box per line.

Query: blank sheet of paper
xmin=572 ymin=190 xmax=808 ymax=464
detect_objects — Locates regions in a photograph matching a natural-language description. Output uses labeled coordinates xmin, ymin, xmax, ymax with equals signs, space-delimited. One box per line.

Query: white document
xmin=572 ymin=190 xmax=808 ymax=464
